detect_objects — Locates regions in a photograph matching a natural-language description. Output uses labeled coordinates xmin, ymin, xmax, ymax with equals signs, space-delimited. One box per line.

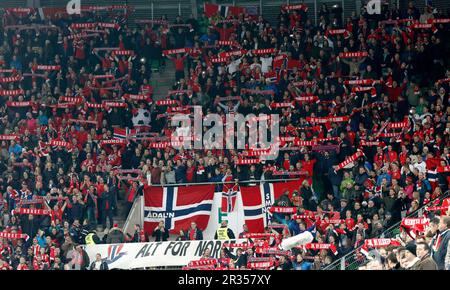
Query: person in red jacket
xmin=167 ymin=53 xmax=188 ymax=81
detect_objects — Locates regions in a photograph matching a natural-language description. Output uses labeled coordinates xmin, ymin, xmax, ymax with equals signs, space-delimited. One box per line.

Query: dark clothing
xmin=89 ymin=260 xmax=109 ymax=270
xmin=152 ymin=227 xmax=169 ymax=241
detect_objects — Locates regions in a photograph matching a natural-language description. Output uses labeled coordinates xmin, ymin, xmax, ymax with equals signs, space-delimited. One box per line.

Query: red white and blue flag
xmin=221 ymin=184 xmax=239 ymax=213
xmin=113 ymin=127 xmax=137 ymax=139
xmin=239 ymin=180 xmax=302 ymax=233
xmin=144 ymin=185 xmax=215 ymax=234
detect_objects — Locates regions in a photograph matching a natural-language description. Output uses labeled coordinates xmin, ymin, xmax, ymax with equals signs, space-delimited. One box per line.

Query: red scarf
xmin=335 ymin=150 xmax=364 ymax=171
xmin=306 ymin=116 xmax=350 ymax=123
xmin=0 ymin=89 xmax=25 ymax=96
xmin=0 ymin=232 xmax=29 ymax=241
xmin=339 ymin=51 xmax=368 ymax=58
xmin=269 ymin=206 xmax=297 ymax=214
xmin=12 ymin=208 xmax=51 ymax=216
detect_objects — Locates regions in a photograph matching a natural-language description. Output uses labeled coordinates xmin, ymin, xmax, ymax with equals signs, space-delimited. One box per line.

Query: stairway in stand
xmin=150 ymin=59 xmax=176 ymax=100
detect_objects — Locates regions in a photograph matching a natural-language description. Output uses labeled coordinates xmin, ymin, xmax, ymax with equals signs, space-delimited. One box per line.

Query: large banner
xmin=84 ymin=239 xmax=244 ymax=269
xmin=240 ymin=180 xmax=303 ymax=232
xmin=144 ymin=185 xmax=215 ymax=234
xmin=144 ymin=180 xmax=303 ymax=239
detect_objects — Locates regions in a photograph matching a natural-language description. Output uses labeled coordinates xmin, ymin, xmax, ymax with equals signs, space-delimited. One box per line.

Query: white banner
xmin=84 ymin=239 xmax=245 ymax=269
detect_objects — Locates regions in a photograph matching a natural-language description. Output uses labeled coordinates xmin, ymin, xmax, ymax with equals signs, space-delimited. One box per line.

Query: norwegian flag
xmin=239 ymin=180 xmax=302 ymax=233
xmin=221 ymin=184 xmax=239 ymax=213
xmin=143 ymin=185 xmax=215 ymax=234
xmin=113 ymin=127 xmax=137 ymax=140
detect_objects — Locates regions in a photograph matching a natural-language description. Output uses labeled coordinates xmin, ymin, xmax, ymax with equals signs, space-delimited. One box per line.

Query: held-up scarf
xmin=156 ymin=99 xmax=179 ymax=106
xmin=387 ymin=119 xmax=409 ymax=129
xmin=243 ymin=233 xmax=279 ymax=239
xmin=335 ymin=150 xmax=364 ymax=171
xmin=217 ymin=40 xmax=240 ymax=47
xmin=436 ymin=78 xmax=450 ymax=84
xmin=282 ymin=4 xmax=308 ymax=11
xmin=112 ymin=50 xmax=135 ymax=56
xmin=223 ymin=243 xmax=254 ymax=249
xmin=251 ymin=48 xmax=276 ymax=55
xmin=6 ymin=101 xmax=33 ymax=107
xmin=325 ymin=29 xmax=350 ymax=38
xmin=299 ymin=243 xmax=338 ymax=255
xmin=0 ymin=89 xmax=25 ymax=96
xmin=428 ymin=18 xmax=450 ymax=24
xmin=339 ymin=51 xmax=368 ymax=58
xmin=11 ymin=208 xmax=52 ymax=216
xmin=254 ymin=247 xmax=290 ymax=256
xmin=149 ymin=141 xmax=183 ymax=148
xmin=59 ymin=96 xmax=84 ymax=103
xmin=36 ymin=65 xmax=61 ymax=71
xmin=269 ymin=206 xmax=297 ymax=214
xmin=48 ymin=140 xmax=73 ymax=148
xmin=241 ymin=89 xmax=275 ymax=95
xmin=122 ymin=94 xmax=150 ymax=101
xmin=359 ymin=140 xmax=386 ymax=147
xmin=219 ymin=49 xmax=247 ymax=58
xmin=99 ymin=139 xmax=127 ymax=146
xmin=360 ymin=238 xmax=402 ymax=256
xmin=306 ymin=116 xmax=350 ymax=123
xmin=295 ymin=95 xmax=319 ymax=102
xmin=235 ymin=159 xmax=260 ymax=165
xmin=0 ymin=232 xmax=29 ymax=241
xmin=211 ymin=57 xmax=228 ymax=63
xmin=344 ymin=79 xmax=375 ymax=86
xmin=247 ymin=257 xmax=275 ymax=269
xmin=294 ymin=140 xmax=318 ymax=146
xmin=162 ymin=48 xmax=191 ymax=56
xmin=0 ymin=134 xmax=19 ymax=140
xmin=0 ymin=75 xmax=23 ymax=83
xmin=292 ymin=80 xmax=316 ymax=87
xmin=188 ymin=259 xmax=218 ymax=267
xmin=425 ymin=206 xmax=449 ymax=212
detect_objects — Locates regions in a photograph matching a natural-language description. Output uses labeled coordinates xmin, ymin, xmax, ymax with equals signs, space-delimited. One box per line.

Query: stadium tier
xmin=0 ymin=0 xmax=449 ymax=271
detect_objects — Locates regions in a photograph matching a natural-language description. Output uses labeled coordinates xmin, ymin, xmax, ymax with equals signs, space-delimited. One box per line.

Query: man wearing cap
xmin=415 ymin=242 xmax=438 ymax=270
xmin=398 ymin=245 xmax=420 ymax=270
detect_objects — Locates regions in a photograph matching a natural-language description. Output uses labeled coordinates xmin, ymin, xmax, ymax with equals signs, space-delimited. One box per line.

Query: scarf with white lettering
xmin=0 ymin=89 xmax=25 ymax=96
xmin=12 ymin=208 xmax=52 ymax=216
xmin=0 ymin=232 xmax=29 ymax=241
xmin=251 ymin=48 xmax=276 ymax=55
xmin=306 ymin=116 xmax=350 ymax=123
xmin=299 ymin=243 xmax=338 ymax=255
xmin=361 ymin=238 xmax=402 ymax=257
xmin=0 ymin=75 xmax=23 ymax=83
xmin=339 ymin=51 xmax=368 ymax=58
xmin=162 ymin=48 xmax=191 ymax=56
xmin=335 ymin=150 xmax=364 ymax=171
xmin=0 ymin=134 xmax=19 ymax=140
xmin=6 ymin=101 xmax=33 ymax=107
xmin=269 ymin=207 xmax=297 ymax=214
xmin=400 ymin=217 xmax=429 ymax=239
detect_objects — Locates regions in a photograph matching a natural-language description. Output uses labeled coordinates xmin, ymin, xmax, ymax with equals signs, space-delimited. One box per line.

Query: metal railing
xmin=324 ymin=189 xmax=450 ymax=270
xmin=149 ymin=177 xmax=301 ymax=187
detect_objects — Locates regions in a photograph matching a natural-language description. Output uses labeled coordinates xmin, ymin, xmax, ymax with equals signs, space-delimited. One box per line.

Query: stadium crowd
xmin=0 ymin=0 xmax=449 ymax=270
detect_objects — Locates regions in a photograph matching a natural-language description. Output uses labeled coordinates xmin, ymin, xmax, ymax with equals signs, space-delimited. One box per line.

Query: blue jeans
xmin=86 ymin=207 xmax=96 ymax=225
